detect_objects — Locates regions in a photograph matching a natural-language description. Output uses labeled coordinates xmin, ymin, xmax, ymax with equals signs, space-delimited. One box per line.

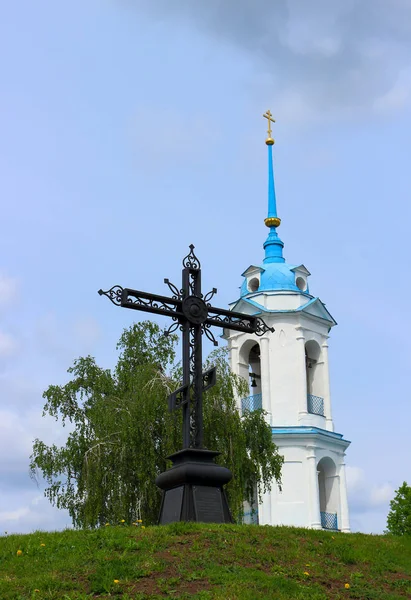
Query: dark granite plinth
xmin=155 ymin=448 xmax=233 ymax=524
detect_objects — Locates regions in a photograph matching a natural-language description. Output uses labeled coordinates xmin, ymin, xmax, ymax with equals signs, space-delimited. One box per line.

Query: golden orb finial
xmin=263 ymin=109 xmax=275 ymax=145
xmin=264 ymin=216 xmax=281 ymax=228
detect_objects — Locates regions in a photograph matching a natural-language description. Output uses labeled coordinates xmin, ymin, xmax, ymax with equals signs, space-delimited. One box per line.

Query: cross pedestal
xmin=156 ymin=448 xmax=233 ymax=524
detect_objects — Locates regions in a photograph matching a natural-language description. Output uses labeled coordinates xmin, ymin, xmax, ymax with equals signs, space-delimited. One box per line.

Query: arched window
xmin=248 ymin=277 xmax=260 ymax=293
xmin=238 ymin=341 xmax=262 ymax=414
xmin=249 ymin=344 xmax=261 ymax=394
xmin=305 ymin=340 xmax=324 ymax=416
xmin=296 ymin=276 xmax=307 ymax=291
xmin=317 ymin=457 xmax=339 ymax=530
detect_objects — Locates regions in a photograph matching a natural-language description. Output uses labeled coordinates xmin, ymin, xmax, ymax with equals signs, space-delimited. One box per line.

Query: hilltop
xmin=1 ymin=522 xmax=410 ymax=599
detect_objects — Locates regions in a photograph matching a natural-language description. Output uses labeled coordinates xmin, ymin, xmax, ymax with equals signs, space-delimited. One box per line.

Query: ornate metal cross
xmin=99 ymin=245 xmax=273 ymax=450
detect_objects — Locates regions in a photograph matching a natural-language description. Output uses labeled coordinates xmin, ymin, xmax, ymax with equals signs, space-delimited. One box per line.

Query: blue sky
xmin=0 ymin=0 xmax=410 ymax=535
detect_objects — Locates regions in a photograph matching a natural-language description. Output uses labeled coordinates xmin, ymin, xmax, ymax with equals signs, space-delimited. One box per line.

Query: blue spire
xmin=262 ymin=126 xmax=284 ymax=264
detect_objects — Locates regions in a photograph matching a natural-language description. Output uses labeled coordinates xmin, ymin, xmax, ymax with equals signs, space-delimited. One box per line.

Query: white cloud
xmin=0 ymin=309 xmax=94 ymax=535
xmin=374 ymin=69 xmax=411 ymax=114
xmin=0 ymin=506 xmax=30 ymax=522
xmin=346 ymin=465 xmax=395 ymax=512
xmin=0 ymin=409 xmax=40 ymax=477
xmin=0 ymin=491 xmax=72 ymax=535
xmin=0 ymin=405 xmax=72 ymax=472
xmin=0 ymin=400 xmax=74 ymax=535
xmin=370 ymin=484 xmax=394 ymax=507
xmin=345 ymin=466 xmax=396 ymax=533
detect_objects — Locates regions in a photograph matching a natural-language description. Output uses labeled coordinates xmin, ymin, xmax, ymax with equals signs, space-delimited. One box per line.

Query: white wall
xmin=257 ymin=436 xmax=350 ymax=531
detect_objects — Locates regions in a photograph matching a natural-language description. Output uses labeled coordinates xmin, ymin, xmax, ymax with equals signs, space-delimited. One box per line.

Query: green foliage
xmin=1 ymin=524 xmax=411 ymax=599
xmin=386 ymin=481 xmax=411 ymax=536
xmin=30 ymin=321 xmax=283 ymax=528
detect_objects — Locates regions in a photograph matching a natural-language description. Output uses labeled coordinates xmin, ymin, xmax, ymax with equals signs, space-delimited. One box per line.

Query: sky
xmin=0 ymin=0 xmax=410 ymax=535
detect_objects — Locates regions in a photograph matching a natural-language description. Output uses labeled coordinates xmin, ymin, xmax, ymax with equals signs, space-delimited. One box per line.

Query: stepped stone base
xmin=155 ymin=448 xmax=233 ymax=524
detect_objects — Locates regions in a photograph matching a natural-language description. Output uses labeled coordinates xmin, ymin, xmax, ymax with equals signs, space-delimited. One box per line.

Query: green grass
xmin=1 ymin=522 xmax=411 ymax=599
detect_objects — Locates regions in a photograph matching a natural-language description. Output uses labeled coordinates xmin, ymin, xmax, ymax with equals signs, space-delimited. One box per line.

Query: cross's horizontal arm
xmin=206 ymin=306 xmax=257 ymax=333
xmin=205 ymin=306 xmax=256 ymax=332
xmin=98 ymin=285 xmax=182 ymax=320
xmin=205 ymin=306 xmax=274 ymax=336
xmin=121 ymin=288 xmax=182 ymax=319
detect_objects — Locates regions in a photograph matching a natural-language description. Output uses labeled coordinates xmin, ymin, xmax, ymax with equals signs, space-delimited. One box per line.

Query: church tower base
xmin=255 ymin=429 xmax=350 ymax=532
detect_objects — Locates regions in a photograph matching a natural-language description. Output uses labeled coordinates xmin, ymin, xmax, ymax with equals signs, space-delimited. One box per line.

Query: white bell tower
xmin=224 ymin=112 xmax=350 ymax=532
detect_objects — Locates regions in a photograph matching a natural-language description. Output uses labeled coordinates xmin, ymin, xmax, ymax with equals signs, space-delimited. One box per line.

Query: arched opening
xmin=317 ymin=457 xmax=339 ymax=530
xmin=238 ymin=341 xmax=262 ymax=414
xmin=296 ymin=276 xmax=307 ymax=291
xmin=248 ymin=277 xmax=260 ymax=293
xmin=305 ymin=340 xmax=324 ymax=416
xmin=249 ymin=343 xmax=261 ymax=390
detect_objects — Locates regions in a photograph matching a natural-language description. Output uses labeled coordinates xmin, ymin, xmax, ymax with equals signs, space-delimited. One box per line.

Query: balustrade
xmin=307 ymin=394 xmax=324 ymax=416
xmin=241 ymin=393 xmax=263 ymax=414
xmin=320 ymin=511 xmax=338 ymax=530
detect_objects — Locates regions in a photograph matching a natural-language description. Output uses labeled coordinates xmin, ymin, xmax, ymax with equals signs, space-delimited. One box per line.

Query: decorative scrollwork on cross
xmin=255 ymin=318 xmax=275 ymax=336
xmin=164 ymin=278 xmax=182 ymax=300
xmin=183 ymin=244 xmax=201 ymax=270
xmin=204 ymin=287 xmax=218 ymax=304
xmin=98 ymin=285 xmax=123 ymax=306
xmin=203 ymin=323 xmax=218 ymax=347
xmin=125 ymin=294 xmax=177 ymax=313
xmin=99 ymin=245 xmax=274 ymax=450
xmin=164 ymin=317 xmax=180 ymax=337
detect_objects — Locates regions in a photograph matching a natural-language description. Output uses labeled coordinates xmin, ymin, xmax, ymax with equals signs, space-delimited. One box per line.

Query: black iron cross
xmin=99 ymin=245 xmax=273 ymax=450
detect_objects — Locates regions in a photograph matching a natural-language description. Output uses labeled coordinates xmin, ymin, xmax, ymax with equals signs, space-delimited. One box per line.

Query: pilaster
xmin=338 ymin=455 xmax=351 ymax=533
xmin=307 ymin=446 xmax=322 ymax=529
xmin=228 ymin=342 xmax=241 ymax=411
xmin=260 ymin=336 xmax=272 ymax=424
xmin=296 ymin=327 xmax=308 ymax=419
xmin=321 ymin=340 xmax=334 ymax=432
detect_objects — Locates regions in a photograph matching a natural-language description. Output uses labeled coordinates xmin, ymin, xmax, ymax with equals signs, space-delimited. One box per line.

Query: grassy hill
xmin=1 ymin=522 xmax=410 ymax=599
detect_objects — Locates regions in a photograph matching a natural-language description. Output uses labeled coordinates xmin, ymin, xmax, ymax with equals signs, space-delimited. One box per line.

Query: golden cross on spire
xmin=263 ymin=109 xmax=275 ymax=145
